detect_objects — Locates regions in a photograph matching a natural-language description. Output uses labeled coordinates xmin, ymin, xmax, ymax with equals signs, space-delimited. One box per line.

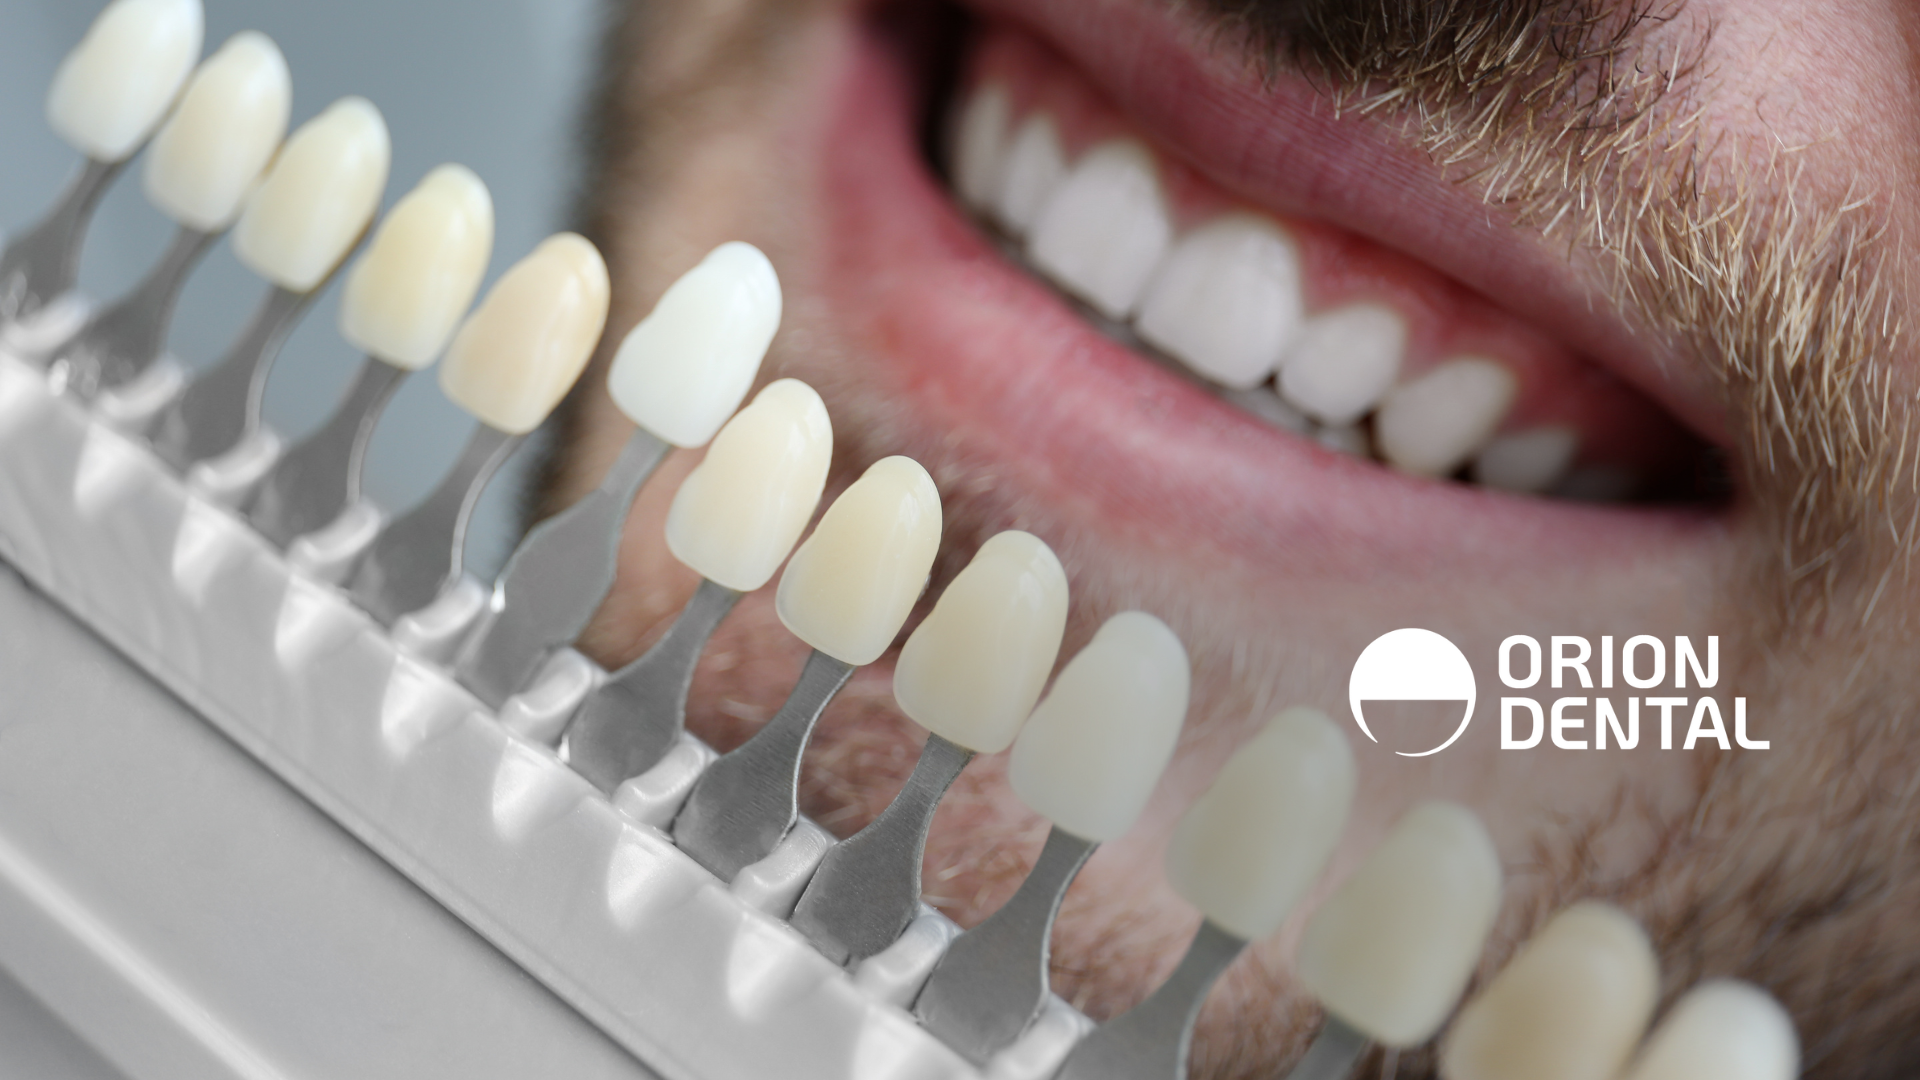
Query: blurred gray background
xmin=0 ymin=0 xmax=605 ymax=581
xmin=0 ymin=1 xmax=605 ymax=1075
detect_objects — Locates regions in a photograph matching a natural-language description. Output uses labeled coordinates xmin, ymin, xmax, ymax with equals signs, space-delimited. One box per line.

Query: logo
xmin=1348 ymin=628 xmax=1477 ymax=758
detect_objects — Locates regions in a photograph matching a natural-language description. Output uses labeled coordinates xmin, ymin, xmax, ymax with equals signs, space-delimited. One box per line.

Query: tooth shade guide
xmin=912 ymin=823 xmax=1099 ymax=1063
xmin=45 ymin=0 xmax=204 ymax=163
xmin=607 ymin=241 xmax=781 ymax=449
xmin=1440 ymin=901 xmax=1661 ymax=1080
xmin=345 ymin=421 xmax=525 ymax=626
xmin=1007 ymin=610 xmax=1189 ymax=843
xmin=789 ymin=732 xmax=974 ymax=965
xmin=244 ymin=355 xmax=408 ymax=548
xmin=1163 ymin=706 xmax=1356 ymax=942
xmin=141 ymin=32 xmax=292 ymax=232
xmin=1053 ymin=918 xmax=1248 ymax=1080
xmin=53 ymin=223 xmax=218 ymax=393
xmin=664 ymin=378 xmax=832 ymax=593
xmin=891 ymin=529 xmax=1068 ymax=754
xmin=231 ymin=96 xmax=391 ymax=293
xmin=773 ymin=455 xmax=943 ymax=667
xmin=451 ymin=425 xmax=670 ymax=709
xmin=1619 ymin=980 xmax=1799 ymax=1080
xmin=563 ymin=578 xmax=744 ymax=793
xmin=438 ymin=233 xmax=610 ymax=435
xmin=1295 ymin=801 xmax=1503 ymax=1048
xmin=670 ymin=649 xmax=858 ymax=881
xmin=340 ymin=163 xmax=496 ymax=370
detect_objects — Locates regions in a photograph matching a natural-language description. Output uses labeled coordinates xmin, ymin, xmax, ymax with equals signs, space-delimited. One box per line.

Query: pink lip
xmin=801 ymin=9 xmax=1727 ymax=589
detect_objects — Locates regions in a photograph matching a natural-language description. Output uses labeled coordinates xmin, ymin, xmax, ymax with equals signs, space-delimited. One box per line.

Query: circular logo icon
xmin=1348 ymin=628 xmax=1477 ymax=757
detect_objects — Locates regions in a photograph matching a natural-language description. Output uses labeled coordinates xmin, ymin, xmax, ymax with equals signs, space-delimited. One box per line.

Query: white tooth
xmin=775 ymin=456 xmax=943 ymax=666
xmin=232 ymin=97 xmax=392 ymax=292
xmin=1224 ymin=385 xmax=1310 ymax=434
xmin=1278 ymin=303 xmax=1408 ymax=425
xmin=1619 ymin=980 xmax=1798 ymax=1080
xmin=1471 ymin=426 xmax=1578 ymax=493
xmin=1028 ymin=139 xmax=1172 ymax=319
xmin=607 ymin=241 xmax=782 ymax=448
xmin=1315 ymin=422 xmax=1371 ymax=458
xmin=141 ymin=33 xmax=289 ymax=232
xmin=45 ymin=0 xmax=203 ymax=162
xmin=952 ymin=83 xmax=1011 ymax=211
xmin=1295 ymin=802 xmax=1503 ymax=1048
xmin=339 ymin=165 xmax=494 ymax=370
xmin=438 ymin=233 xmax=609 ymax=434
xmin=1164 ymin=706 xmax=1355 ymax=941
xmin=1375 ymin=357 xmax=1518 ymax=477
xmin=664 ymin=378 xmax=832 ymax=592
xmin=991 ymin=113 xmax=1066 ymax=237
xmin=1134 ymin=215 xmax=1304 ymax=389
xmin=1440 ymin=901 xmax=1660 ymax=1080
xmin=893 ymin=531 xmax=1069 ymax=754
xmin=1007 ymin=611 xmax=1189 ymax=842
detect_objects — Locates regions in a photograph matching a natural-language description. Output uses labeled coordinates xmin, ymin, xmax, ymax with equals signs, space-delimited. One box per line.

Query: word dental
xmin=1497 ymin=636 xmax=1767 ymax=751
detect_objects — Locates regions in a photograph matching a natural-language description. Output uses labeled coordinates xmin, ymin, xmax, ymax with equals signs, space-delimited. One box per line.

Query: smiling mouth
xmin=810 ymin=0 xmax=1734 ymax=536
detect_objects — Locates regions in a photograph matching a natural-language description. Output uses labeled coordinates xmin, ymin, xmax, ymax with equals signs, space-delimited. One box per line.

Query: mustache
xmin=1184 ymin=0 xmax=1913 ymax=613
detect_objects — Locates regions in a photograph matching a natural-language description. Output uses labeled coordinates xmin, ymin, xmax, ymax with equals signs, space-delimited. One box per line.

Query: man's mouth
xmin=934 ymin=20 xmax=1721 ymax=503
xmin=781 ymin=0 xmax=1734 ymax=624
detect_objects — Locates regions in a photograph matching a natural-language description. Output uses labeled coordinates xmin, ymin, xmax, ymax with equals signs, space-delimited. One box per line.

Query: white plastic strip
xmin=0 ymin=349 xmax=1085 ymax=1080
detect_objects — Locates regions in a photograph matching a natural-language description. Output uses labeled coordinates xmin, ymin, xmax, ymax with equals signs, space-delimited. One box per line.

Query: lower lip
xmin=806 ymin=17 xmax=1726 ymax=586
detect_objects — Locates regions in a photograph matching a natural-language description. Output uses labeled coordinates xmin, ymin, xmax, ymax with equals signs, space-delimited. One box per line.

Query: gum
xmin=0 ymin=347 xmax=1088 ymax=1080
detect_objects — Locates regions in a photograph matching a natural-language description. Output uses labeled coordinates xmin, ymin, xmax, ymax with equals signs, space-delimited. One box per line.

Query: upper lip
xmin=953 ymin=0 xmax=1731 ymax=449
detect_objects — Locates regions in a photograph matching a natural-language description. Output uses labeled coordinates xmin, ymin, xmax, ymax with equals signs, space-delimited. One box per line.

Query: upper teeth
xmin=1135 ymin=213 xmax=1304 ymax=389
xmin=949 ymin=84 xmax=1596 ymax=494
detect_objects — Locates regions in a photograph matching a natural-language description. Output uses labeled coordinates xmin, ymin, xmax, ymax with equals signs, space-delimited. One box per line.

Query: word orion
xmin=1495 ymin=635 xmax=1766 ymax=751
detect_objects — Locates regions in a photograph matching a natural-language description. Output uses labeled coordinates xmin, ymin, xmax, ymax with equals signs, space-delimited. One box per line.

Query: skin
xmin=546 ymin=0 xmax=1920 ymax=1074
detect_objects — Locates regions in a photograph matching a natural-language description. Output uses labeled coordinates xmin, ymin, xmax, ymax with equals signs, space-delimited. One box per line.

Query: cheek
xmin=1701 ymin=0 xmax=1920 ymax=190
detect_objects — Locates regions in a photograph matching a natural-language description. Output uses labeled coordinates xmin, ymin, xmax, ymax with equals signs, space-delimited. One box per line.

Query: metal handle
xmin=0 ymin=158 xmax=123 ymax=326
xmin=453 ymin=426 xmax=670 ymax=707
xmin=913 ymin=824 xmax=1099 ymax=1062
xmin=790 ymin=732 xmax=975 ymax=966
xmin=671 ymin=649 xmax=856 ymax=881
xmin=346 ymin=423 xmax=524 ymax=625
xmin=246 ymin=356 xmax=408 ymax=548
xmin=1054 ymin=919 xmax=1247 ymax=1080
xmin=564 ymin=577 xmax=742 ymax=792
xmin=61 ymin=225 xmax=217 ymax=393
xmin=148 ymin=286 xmax=313 ymax=469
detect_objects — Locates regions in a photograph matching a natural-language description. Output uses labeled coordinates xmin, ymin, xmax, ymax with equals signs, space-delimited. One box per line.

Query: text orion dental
xmin=1496 ymin=636 xmax=1766 ymax=751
